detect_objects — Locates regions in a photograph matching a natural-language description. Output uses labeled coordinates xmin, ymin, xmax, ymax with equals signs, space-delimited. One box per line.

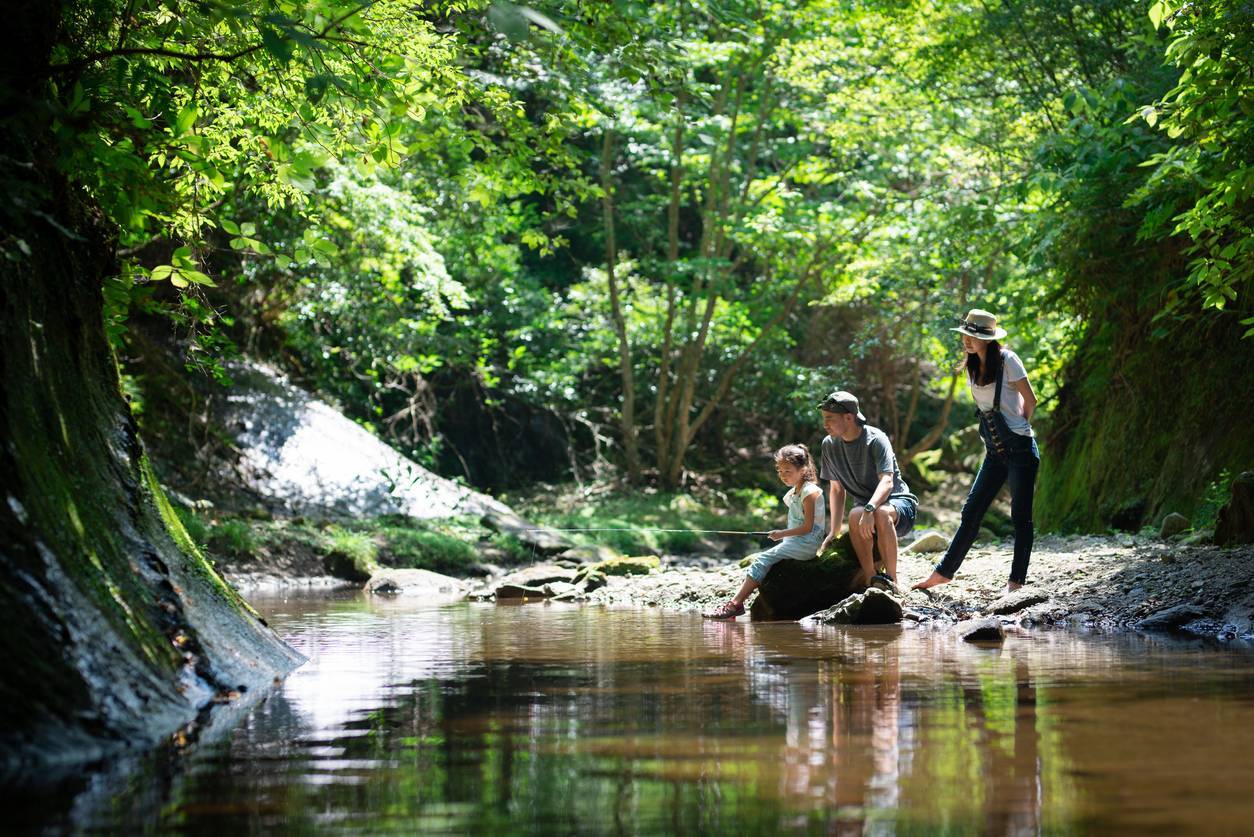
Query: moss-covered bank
xmin=1037 ymin=307 xmax=1254 ymax=533
xmin=0 ymin=29 xmax=301 ymax=774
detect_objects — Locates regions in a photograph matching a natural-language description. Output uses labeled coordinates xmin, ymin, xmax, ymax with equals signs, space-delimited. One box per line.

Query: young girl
xmin=706 ymin=445 xmax=826 ymax=619
xmin=914 ymin=308 xmax=1040 ymax=593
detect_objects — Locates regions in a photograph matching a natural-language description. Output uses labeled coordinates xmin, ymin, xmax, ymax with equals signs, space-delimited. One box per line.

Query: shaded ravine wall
xmin=1037 ymin=307 xmax=1254 ymax=532
xmin=0 ymin=4 xmax=301 ymax=778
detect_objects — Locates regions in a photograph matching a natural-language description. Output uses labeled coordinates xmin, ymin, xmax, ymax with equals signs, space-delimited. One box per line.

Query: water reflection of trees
xmin=41 ymin=602 xmax=1254 ymax=831
xmin=124 ymin=605 xmax=1083 ymax=831
xmin=247 ymin=608 xmax=1064 ymax=830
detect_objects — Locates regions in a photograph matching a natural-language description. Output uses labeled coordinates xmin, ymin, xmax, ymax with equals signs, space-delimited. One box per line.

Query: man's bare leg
xmin=848 ymin=508 xmax=877 ymax=588
xmin=874 ymin=506 xmax=900 ymax=583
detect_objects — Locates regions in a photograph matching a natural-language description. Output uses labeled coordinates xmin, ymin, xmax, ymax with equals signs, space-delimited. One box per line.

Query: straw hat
xmin=952 ymin=308 xmax=1007 ymax=340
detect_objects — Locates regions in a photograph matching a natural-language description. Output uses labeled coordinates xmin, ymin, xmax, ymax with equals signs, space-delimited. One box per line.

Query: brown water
xmin=22 ymin=594 xmax=1254 ymax=834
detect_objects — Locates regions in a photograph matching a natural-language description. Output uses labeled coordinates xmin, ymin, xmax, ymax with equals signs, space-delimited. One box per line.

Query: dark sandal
xmin=869 ymin=571 xmax=899 ymax=594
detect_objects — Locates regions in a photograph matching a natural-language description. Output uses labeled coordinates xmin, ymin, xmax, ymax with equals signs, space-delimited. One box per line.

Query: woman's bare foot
xmin=911 ymin=572 xmax=952 ymax=591
xmin=1001 ymin=581 xmax=1023 ymax=594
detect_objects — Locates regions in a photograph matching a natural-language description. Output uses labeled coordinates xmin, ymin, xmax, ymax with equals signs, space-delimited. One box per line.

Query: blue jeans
xmin=935 ymin=433 xmax=1039 ymax=584
xmin=889 ymin=497 xmax=917 ymax=537
xmin=746 ymin=531 xmax=823 ymax=582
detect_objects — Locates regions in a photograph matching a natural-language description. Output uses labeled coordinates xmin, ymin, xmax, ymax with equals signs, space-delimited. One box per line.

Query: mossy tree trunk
xmin=0 ymin=1 xmax=301 ymax=776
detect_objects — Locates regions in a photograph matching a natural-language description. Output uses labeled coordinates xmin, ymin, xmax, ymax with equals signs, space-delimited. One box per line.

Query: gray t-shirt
xmin=819 ymin=425 xmax=917 ymax=507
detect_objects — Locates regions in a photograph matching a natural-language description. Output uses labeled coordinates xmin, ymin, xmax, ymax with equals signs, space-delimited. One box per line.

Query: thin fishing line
xmin=525 ymin=526 xmax=770 ymax=536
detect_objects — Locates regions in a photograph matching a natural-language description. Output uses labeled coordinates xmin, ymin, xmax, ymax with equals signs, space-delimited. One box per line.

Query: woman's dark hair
xmin=775 ymin=444 xmax=817 ymax=484
xmin=964 ymin=339 xmax=1003 ymax=386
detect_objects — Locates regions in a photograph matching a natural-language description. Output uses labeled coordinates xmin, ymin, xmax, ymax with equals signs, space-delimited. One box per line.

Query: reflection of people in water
xmin=696 ymin=624 xmax=1046 ymax=832
xmin=701 ymin=623 xmax=907 ymax=830
xmin=828 ymin=635 xmax=902 ymax=834
xmin=961 ymin=655 xmax=1041 ymax=834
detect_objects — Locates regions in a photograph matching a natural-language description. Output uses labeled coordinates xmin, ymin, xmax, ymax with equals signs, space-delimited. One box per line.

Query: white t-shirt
xmin=782 ymin=482 xmax=825 ymax=537
xmin=969 ymin=349 xmax=1034 ymax=437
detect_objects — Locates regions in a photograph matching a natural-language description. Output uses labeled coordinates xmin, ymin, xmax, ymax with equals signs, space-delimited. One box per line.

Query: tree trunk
xmin=599 ymin=131 xmax=641 ymax=482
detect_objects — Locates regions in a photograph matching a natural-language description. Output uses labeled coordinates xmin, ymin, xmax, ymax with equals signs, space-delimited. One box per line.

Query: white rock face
xmin=215 ymin=361 xmax=567 ymax=549
xmin=218 ymin=362 xmax=498 ymax=518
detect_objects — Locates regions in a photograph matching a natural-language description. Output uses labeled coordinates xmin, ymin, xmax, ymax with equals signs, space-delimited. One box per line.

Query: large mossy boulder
xmin=806 ymin=588 xmax=903 ymax=625
xmin=573 ymin=555 xmax=659 ymax=582
xmin=749 ymin=534 xmax=880 ymax=621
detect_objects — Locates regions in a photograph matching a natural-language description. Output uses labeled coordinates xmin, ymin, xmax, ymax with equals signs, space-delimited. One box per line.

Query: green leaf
xmin=305 ymin=74 xmax=330 ymax=104
xmin=260 ymin=27 xmax=294 ymax=64
xmin=1148 ymin=1 xmax=1165 ymax=29
xmin=183 ymin=270 xmax=216 ymax=287
xmin=221 ymin=219 xmax=240 ymax=235
xmin=67 ymin=81 xmax=90 ymax=116
xmin=125 ymin=107 xmax=151 ymax=129
xmin=149 ymin=265 xmax=174 ymax=282
xmin=517 ymin=7 xmax=564 ymax=35
xmin=175 ymin=103 xmax=198 ymax=136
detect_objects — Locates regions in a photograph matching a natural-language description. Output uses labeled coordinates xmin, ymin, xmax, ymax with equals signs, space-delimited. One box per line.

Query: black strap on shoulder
xmin=992 ymin=349 xmax=1006 ymax=411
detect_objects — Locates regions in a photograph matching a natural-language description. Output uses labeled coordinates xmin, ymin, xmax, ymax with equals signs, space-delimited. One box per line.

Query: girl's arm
xmin=769 ymin=491 xmax=818 ymax=540
xmin=1012 ymin=376 xmax=1037 ymax=421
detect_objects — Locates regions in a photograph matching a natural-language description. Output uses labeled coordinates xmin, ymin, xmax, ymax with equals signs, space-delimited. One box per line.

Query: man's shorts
xmin=889 ymin=497 xmax=917 ymax=537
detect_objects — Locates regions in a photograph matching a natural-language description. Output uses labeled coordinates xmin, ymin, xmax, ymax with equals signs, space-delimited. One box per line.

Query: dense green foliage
xmin=176 ymin=509 xmax=496 ymax=576
xmin=13 ymin=0 xmax=1252 ymax=528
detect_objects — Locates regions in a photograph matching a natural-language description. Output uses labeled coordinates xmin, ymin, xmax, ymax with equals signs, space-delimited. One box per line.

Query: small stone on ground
xmin=989 ymin=588 xmax=1049 ymax=615
xmin=1138 ymin=603 xmax=1206 ymax=631
xmin=905 ymin=531 xmax=949 ymax=553
xmin=956 ymin=616 xmax=1005 ymax=642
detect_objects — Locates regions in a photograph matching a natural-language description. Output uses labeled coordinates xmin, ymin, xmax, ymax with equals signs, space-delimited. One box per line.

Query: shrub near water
xmin=511 ymin=485 xmax=779 ymax=556
xmin=208 ymin=519 xmax=259 ymax=560
xmin=323 ymin=527 xmax=379 ymax=581
xmin=376 ymin=527 xmax=479 ymax=575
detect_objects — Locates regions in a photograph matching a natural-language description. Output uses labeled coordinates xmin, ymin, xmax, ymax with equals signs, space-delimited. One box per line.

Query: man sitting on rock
xmin=817 ymin=391 xmax=919 ymax=592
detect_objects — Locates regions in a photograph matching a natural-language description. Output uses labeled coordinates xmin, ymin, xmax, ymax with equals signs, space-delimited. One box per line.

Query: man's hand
xmin=857 ymin=512 xmax=875 ymax=541
xmin=818 ymin=533 xmax=831 ymax=555
xmin=767 ymin=529 xmax=784 ymax=542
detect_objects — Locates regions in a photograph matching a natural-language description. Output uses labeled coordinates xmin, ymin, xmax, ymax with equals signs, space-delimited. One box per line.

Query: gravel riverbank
xmin=216 ymin=522 xmax=1254 ymax=640
xmin=575 ymin=533 xmax=1254 ymax=639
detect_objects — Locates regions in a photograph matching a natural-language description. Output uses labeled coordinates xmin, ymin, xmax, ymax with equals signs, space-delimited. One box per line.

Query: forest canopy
xmin=13 ymin=0 xmax=1252 ymax=529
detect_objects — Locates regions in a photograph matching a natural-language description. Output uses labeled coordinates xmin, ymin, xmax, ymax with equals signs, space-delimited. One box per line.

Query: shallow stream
xmin=19 ymin=593 xmax=1254 ymax=833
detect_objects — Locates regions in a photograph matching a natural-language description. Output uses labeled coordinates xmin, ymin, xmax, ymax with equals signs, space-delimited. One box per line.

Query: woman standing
xmin=914 ymin=309 xmax=1040 ymax=593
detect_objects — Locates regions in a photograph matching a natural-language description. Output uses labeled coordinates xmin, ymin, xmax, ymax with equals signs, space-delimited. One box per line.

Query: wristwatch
xmin=863 ymin=502 xmax=877 ymax=514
